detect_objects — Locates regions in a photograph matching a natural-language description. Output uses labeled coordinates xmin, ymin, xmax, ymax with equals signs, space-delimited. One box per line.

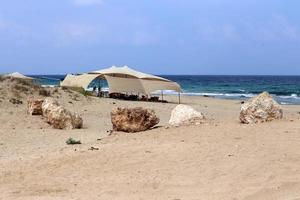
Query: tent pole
xmin=178 ymin=92 xmax=181 ymax=104
xmin=98 ymin=77 xmax=101 ymax=97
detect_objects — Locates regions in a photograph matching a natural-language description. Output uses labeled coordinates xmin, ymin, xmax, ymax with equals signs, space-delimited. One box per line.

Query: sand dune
xmin=1 ymin=79 xmax=300 ymax=199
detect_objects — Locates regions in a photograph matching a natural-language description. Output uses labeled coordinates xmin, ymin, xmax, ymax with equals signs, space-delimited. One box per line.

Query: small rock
xmin=88 ymin=147 xmax=99 ymax=151
xmin=9 ymin=98 xmax=22 ymax=104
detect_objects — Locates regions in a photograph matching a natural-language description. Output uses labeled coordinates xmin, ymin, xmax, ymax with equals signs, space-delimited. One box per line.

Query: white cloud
xmin=256 ymin=15 xmax=300 ymax=41
xmin=132 ymin=30 xmax=159 ymax=46
xmin=196 ymin=15 xmax=300 ymax=43
xmin=72 ymin=0 xmax=103 ymax=6
xmin=54 ymin=23 xmax=99 ymax=46
xmin=197 ymin=24 xmax=240 ymax=41
xmin=63 ymin=24 xmax=96 ymax=38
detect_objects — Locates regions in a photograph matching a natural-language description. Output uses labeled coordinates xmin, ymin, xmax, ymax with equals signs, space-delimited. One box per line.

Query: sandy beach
xmin=1 ymin=81 xmax=300 ymax=200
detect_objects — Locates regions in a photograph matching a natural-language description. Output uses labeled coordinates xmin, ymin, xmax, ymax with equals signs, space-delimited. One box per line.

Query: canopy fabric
xmin=91 ymin=66 xmax=170 ymax=82
xmin=104 ymin=75 xmax=146 ymax=94
xmin=5 ymin=72 xmax=34 ymax=79
xmin=60 ymin=66 xmax=182 ymax=94
xmin=60 ymin=73 xmax=99 ymax=88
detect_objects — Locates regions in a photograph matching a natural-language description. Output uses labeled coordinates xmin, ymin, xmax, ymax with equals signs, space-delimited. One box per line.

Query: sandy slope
xmin=1 ymin=83 xmax=300 ymax=199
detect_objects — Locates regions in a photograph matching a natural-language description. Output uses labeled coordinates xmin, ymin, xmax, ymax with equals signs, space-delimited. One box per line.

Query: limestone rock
xmin=169 ymin=104 xmax=205 ymax=126
xmin=42 ymin=97 xmax=83 ymax=129
xmin=111 ymin=107 xmax=159 ymax=132
xmin=46 ymin=106 xmax=83 ymax=129
xmin=239 ymin=92 xmax=283 ymax=124
xmin=27 ymin=98 xmax=44 ymax=115
xmin=42 ymin=97 xmax=59 ymax=118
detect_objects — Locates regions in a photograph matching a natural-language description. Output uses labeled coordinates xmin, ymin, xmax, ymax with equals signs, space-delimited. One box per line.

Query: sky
xmin=0 ymin=0 xmax=300 ymax=75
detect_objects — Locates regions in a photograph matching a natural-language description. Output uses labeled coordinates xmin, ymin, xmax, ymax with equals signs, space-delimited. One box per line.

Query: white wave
xmin=152 ymin=91 xmax=256 ymax=98
xmin=41 ymin=85 xmax=56 ymax=88
xmin=278 ymin=94 xmax=300 ymax=99
xmin=86 ymin=87 xmax=109 ymax=92
xmin=291 ymin=94 xmax=298 ymax=97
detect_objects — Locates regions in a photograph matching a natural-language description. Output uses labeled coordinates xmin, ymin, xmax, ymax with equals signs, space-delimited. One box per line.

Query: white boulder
xmin=240 ymin=92 xmax=283 ymax=124
xmin=169 ymin=104 xmax=205 ymax=126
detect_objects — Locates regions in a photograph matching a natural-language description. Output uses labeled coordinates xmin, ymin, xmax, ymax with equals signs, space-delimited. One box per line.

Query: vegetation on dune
xmin=62 ymin=86 xmax=93 ymax=97
xmin=38 ymin=88 xmax=51 ymax=96
xmin=66 ymin=138 xmax=81 ymax=145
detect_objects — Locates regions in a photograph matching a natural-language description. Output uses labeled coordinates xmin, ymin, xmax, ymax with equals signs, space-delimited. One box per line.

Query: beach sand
xmin=1 ymin=85 xmax=300 ymax=200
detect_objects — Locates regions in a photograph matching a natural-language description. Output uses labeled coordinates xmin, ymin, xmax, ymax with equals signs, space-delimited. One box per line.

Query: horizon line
xmin=27 ymin=74 xmax=300 ymax=76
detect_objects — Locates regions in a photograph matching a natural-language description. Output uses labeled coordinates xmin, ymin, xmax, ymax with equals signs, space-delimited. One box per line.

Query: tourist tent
xmin=60 ymin=74 xmax=99 ymax=88
xmin=61 ymin=66 xmax=182 ymax=95
xmin=4 ymin=72 xmax=34 ymax=80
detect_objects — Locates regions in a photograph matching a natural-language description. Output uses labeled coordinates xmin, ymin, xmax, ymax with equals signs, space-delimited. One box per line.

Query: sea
xmin=30 ymin=75 xmax=300 ymax=105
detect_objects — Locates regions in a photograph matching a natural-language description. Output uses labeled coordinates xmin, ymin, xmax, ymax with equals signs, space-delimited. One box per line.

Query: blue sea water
xmin=30 ymin=75 xmax=300 ymax=105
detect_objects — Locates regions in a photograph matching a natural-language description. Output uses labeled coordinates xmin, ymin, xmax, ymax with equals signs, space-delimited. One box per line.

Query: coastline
xmin=33 ymin=74 xmax=300 ymax=105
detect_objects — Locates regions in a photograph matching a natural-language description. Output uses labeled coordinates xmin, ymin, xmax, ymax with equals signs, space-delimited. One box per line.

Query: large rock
xmin=27 ymin=98 xmax=44 ymax=115
xmin=240 ymin=92 xmax=283 ymax=124
xmin=46 ymin=106 xmax=83 ymax=129
xmin=111 ymin=107 xmax=159 ymax=132
xmin=169 ymin=104 xmax=205 ymax=126
xmin=42 ymin=97 xmax=59 ymax=118
xmin=42 ymin=97 xmax=83 ymax=129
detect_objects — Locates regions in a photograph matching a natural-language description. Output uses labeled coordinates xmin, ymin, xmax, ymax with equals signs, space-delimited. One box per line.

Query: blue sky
xmin=0 ymin=0 xmax=300 ymax=75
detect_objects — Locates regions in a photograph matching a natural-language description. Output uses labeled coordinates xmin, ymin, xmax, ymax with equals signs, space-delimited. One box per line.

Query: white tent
xmin=60 ymin=74 xmax=99 ymax=88
xmin=4 ymin=72 xmax=34 ymax=80
xmin=60 ymin=66 xmax=182 ymax=95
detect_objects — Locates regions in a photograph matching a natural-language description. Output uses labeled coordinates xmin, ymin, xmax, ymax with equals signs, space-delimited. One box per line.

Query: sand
xmin=1 ymin=82 xmax=300 ymax=199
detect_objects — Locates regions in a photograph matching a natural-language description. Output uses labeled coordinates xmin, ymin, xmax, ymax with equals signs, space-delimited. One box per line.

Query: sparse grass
xmin=0 ymin=76 xmax=9 ymax=82
xmin=62 ymin=86 xmax=93 ymax=97
xmin=66 ymin=138 xmax=81 ymax=145
xmin=13 ymin=84 xmax=29 ymax=92
xmin=53 ymin=88 xmax=59 ymax=93
xmin=39 ymin=88 xmax=51 ymax=96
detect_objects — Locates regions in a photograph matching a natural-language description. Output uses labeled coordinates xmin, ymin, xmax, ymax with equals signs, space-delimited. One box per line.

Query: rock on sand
xmin=169 ymin=104 xmax=205 ymax=126
xmin=111 ymin=107 xmax=160 ymax=133
xmin=240 ymin=91 xmax=283 ymax=124
xmin=27 ymin=98 xmax=44 ymax=115
xmin=42 ymin=97 xmax=83 ymax=129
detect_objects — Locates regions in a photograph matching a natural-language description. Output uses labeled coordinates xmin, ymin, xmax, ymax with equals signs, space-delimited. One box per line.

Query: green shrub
xmin=66 ymin=138 xmax=81 ymax=145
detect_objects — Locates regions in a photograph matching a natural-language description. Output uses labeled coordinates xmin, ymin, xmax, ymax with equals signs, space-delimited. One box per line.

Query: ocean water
xmin=30 ymin=75 xmax=300 ymax=105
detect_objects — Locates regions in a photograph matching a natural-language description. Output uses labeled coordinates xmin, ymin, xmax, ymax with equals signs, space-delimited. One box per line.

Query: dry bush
xmin=13 ymin=84 xmax=29 ymax=92
xmin=39 ymin=88 xmax=51 ymax=96
xmin=53 ymin=88 xmax=59 ymax=93
xmin=11 ymin=89 xmax=22 ymax=99
xmin=0 ymin=76 xmax=9 ymax=82
xmin=14 ymin=78 xmax=33 ymax=86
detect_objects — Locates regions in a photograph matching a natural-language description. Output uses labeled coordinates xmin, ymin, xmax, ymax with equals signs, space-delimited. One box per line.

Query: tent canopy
xmin=90 ymin=65 xmax=170 ymax=81
xmin=4 ymin=72 xmax=34 ymax=80
xmin=60 ymin=73 xmax=99 ymax=89
xmin=60 ymin=66 xmax=182 ymax=95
